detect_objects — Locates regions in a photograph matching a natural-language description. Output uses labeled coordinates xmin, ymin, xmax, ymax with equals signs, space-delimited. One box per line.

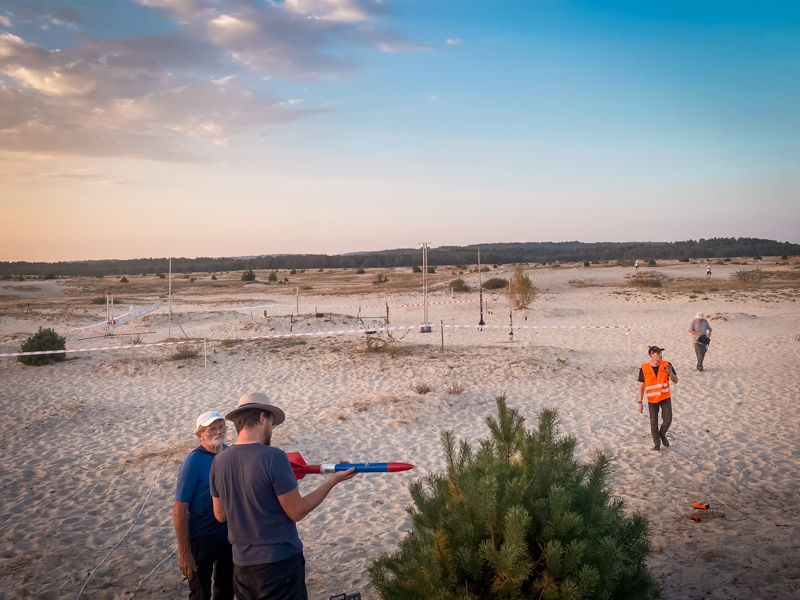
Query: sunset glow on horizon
xmin=2 ymin=1 xmax=799 ymax=262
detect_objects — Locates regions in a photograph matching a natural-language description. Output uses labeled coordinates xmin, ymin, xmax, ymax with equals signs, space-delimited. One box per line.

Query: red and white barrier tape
xmin=172 ymin=298 xmax=479 ymax=315
xmin=1 ymin=324 xmax=628 ymax=358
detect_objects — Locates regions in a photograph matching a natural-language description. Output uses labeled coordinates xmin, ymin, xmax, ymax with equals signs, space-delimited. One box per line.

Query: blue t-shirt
xmin=175 ymin=445 xmax=229 ymax=540
xmin=209 ymin=444 xmax=302 ymax=566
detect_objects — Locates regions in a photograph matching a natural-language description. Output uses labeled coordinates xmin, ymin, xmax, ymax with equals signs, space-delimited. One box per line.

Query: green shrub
xmin=211 ymin=275 xmax=217 ymax=280
xmin=41 ymin=273 xmax=56 ymax=280
xmin=753 ymin=255 xmax=762 ymax=260
xmin=678 ymin=257 xmax=690 ymax=262
xmin=583 ymin=261 xmax=590 ymax=267
xmin=95 ymin=274 xmax=104 ymax=279
xmin=1 ymin=274 xmax=11 ymax=280
xmin=356 ymin=267 xmax=366 ymax=274
xmin=369 ymin=397 xmax=661 ymax=600
xmin=268 ymin=271 xmax=278 ymax=282
xmin=120 ymin=276 xmax=129 ymax=283
xmin=781 ymin=255 xmax=788 ymax=260
xmin=450 ymin=278 xmax=470 ymax=293
xmin=648 ymin=259 xmax=656 ymax=266
xmin=290 ymin=269 xmax=297 ymax=275
xmin=283 ymin=277 xmax=289 ymax=283
xmin=483 ymin=277 xmax=508 ymax=290
xmin=373 ymin=272 xmax=389 ymax=285
xmin=724 ymin=257 xmax=732 ymax=262
xmin=18 ymin=328 xmax=67 ymax=366
xmin=412 ymin=265 xmax=422 ymax=273
xmin=427 ymin=266 xmax=436 ymax=274
xmin=156 ymin=272 xmax=164 ymax=278
xmin=242 ymin=269 xmax=256 ymax=281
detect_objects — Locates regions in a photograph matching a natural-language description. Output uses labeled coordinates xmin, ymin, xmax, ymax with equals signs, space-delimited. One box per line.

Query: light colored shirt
xmin=690 ymin=318 xmax=711 ymax=341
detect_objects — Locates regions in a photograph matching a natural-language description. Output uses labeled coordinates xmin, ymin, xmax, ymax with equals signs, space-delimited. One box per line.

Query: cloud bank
xmin=0 ymin=0 xmax=430 ymax=161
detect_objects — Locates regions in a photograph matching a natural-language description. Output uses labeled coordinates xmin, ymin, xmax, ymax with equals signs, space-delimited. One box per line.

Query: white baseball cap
xmin=695 ymin=312 xmax=705 ymax=319
xmin=196 ymin=411 xmax=225 ymax=432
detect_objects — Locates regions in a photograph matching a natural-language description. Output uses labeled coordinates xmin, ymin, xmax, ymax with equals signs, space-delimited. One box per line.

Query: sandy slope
xmin=1 ymin=263 xmax=799 ymax=599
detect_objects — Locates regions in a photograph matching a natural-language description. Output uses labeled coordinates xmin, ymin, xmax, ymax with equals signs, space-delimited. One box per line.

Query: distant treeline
xmin=2 ymin=238 xmax=797 ymax=278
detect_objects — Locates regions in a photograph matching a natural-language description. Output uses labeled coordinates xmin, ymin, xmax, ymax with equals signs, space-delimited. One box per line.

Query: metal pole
xmin=478 ymin=249 xmax=485 ymax=327
xmin=168 ymin=258 xmax=172 ymax=338
xmin=422 ymin=243 xmax=428 ymax=325
xmin=509 ymin=307 xmax=514 ymax=342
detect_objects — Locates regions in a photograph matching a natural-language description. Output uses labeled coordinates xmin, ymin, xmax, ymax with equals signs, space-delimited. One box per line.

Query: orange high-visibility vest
xmin=641 ymin=360 xmax=671 ymax=403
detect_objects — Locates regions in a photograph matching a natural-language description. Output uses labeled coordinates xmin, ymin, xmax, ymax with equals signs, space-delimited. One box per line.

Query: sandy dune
xmin=1 ymin=261 xmax=799 ymax=599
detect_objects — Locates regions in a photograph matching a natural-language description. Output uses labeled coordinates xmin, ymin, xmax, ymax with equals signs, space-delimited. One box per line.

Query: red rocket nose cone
xmin=386 ymin=463 xmax=416 ymax=472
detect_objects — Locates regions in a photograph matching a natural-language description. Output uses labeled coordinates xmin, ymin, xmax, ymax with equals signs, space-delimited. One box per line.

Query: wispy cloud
xmin=0 ymin=0 xmax=430 ymax=161
xmin=445 ymin=38 xmax=462 ymax=46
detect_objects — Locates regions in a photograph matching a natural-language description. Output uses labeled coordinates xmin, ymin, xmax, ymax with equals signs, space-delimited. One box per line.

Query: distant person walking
xmin=210 ymin=393 xmax=355 ymax=600
xmin=706 ymin=263 xmax=712 ymax=279
xmin=174 ymin=411 xmax=234 ymax=600
xmin=635 ymin=259 xmax=640 ymax=273
xmin=689 ymin=312 xmax=712 ymax=371
xmin=638 ymin=346 xmax=678 ymax=451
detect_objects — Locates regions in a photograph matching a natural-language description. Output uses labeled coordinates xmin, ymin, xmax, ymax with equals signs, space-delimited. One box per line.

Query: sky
xmin=1 ymin=0 xmax=798 ymax=262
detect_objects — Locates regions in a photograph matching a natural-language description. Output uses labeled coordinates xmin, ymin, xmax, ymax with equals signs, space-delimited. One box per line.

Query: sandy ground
xmin=1 ymin=261 xmax=800 ymax=600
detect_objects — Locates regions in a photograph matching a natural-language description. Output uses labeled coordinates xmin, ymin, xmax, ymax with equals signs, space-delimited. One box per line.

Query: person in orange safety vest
xmin=638 ymin=345 xmax=678 ymax=451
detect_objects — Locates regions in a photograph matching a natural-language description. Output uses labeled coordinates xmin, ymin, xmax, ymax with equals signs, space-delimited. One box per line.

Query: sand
xmin=1 ymin=261 xmax=799 ymax=599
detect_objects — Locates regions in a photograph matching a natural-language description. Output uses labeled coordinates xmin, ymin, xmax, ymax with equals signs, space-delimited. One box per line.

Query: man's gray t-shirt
xmin=690 ymin=318 xmax=711 ymax=342
xmin=209 ymin=444 xmax=302 ymax=566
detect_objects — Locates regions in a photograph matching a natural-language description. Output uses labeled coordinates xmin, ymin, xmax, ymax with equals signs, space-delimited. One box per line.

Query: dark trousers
xmin=694 ymin=342 xmax=708 ymax=369
xmin=234 ymin=552 xmax=307 ymax=600
xmin=648 ymin=398 xmax=672 ymax=447
xmin=189 ymin=537 xmax=234 ymax=600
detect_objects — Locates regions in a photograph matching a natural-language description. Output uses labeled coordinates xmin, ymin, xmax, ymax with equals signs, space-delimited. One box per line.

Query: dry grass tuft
xmin=413 ymin=382 xmax=434 ymax=395
xmin=626 ymin=272 xmax=667 ymax=288
xmin=170 ymin=346 xmax=199 ymax=360
xmin=443 ymin=378 xmax=465 ymax=395
xmin=731 ymin=268 xmax=771 ymax=283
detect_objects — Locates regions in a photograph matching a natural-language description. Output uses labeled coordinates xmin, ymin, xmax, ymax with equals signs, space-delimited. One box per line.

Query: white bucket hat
xmin=695 ymin=312 xmax=705 ymax=319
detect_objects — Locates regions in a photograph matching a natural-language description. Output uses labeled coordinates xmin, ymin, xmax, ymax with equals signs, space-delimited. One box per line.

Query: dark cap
xmin=648 ymin=346 xmax=665 ymax=355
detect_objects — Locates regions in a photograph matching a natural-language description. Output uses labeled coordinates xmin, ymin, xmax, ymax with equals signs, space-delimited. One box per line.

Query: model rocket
xmin=286 ymin=452 xmax=416 ymax=480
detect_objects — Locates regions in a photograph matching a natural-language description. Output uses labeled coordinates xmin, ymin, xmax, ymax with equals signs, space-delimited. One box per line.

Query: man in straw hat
xmin=638 ymin=346 xmax=678 ymax=451
xmin=688 ymin=312 xmax=713 ymax=371
xmin=174 ymin=411 xmax=233 ymax=600
xmin=210 ymin=393 xmax=356 ymax=600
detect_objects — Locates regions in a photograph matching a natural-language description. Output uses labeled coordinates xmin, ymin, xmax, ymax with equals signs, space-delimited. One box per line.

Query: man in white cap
xmin=688 ymin=312 xmax=712 ymax=371
xmin=209 ymin=393 xmax=356 ymax=600
xmin=174 ymin=411 xmax=233 ymax=600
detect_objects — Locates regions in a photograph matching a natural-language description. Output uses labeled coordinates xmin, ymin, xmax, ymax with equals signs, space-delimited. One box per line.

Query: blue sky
xmin=1 ymin=0 xmax=798 ymax=261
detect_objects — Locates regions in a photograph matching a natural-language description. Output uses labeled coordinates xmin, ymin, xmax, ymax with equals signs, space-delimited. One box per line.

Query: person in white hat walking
xmin=688 ymin=312 xmax=713 ymax=371
xmin=209 ymin=393 xmax=355 ymax=600
xmin=174 ymin=411 xmax=233 ymax=600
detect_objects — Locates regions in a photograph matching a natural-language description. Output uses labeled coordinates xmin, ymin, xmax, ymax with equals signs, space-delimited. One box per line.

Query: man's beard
xmin=263 ymin=432 xmax=271 ymax=446
xmin=209 ymin=433 xmax=226 ymax=450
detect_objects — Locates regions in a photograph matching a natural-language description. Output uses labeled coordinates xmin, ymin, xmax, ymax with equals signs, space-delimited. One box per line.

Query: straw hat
xmin=225 ymin=392 xmax=286 ymax=425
